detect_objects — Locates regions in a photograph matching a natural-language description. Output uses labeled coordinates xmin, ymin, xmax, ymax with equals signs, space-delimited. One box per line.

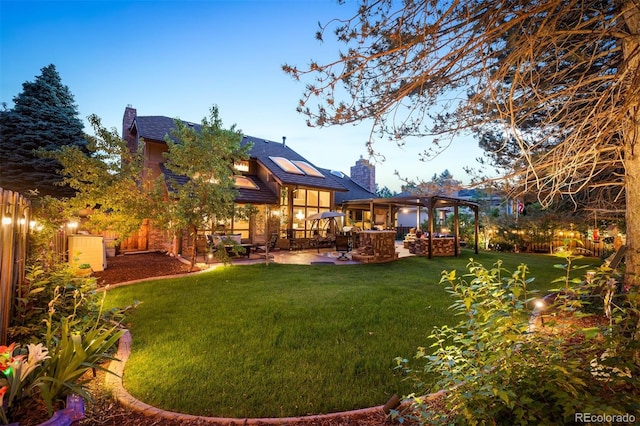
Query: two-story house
xmin=121 ymin=106 xmax=375 ymax=254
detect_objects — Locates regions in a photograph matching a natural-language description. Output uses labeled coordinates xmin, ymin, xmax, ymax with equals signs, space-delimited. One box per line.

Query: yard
xmin=101 ymin=250 xmax=601 ymax=420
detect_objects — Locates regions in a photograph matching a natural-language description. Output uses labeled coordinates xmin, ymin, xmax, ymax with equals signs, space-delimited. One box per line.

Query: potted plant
xmin=75 ymin=264 xmax=92 ymax=277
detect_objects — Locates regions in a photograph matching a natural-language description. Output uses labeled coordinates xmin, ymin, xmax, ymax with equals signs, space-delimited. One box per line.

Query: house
xmin=121 ymin=106 xmax=375 ymax=254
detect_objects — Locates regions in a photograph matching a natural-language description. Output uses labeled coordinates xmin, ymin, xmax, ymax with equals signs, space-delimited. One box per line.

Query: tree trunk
xmin=622 ymin=0 xmax=640 ymax=289
xmin=189 ymin=224 xmax=197 ymax=271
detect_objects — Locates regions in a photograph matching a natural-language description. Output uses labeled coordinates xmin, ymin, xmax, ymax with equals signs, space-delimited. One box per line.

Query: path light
xmin=533 ymin=299 xmax=546 ymax=327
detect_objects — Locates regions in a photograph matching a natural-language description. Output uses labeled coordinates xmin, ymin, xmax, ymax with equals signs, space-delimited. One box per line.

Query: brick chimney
xmin=350 ymin=156 xmax=376 ymax=193
xmin=122 ymin=105 xmax=137 ymax=152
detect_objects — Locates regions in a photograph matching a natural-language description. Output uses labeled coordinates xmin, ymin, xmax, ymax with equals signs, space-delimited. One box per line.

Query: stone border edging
xmin=105 ymin=331 xmax=389 ymax=425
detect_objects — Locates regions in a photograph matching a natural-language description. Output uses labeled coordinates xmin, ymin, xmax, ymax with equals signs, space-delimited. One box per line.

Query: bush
xmin=9 ymin=262 xmax=101 ymax=342
xmin=394 ymin=258 xmax=640 ymax=425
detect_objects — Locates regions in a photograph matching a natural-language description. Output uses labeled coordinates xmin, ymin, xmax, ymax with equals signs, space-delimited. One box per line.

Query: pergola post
xmin=454 ymin=204 xmax=459 ymax=257
xmin=428 ymin=197 xmax=435 ymax=259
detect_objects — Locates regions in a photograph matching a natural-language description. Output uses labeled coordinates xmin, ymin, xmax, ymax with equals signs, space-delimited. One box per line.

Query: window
xmin=291 ymin=161 xmax=324 ymax=177
xmin=291 ymin=188 xmax=332 ymax=238
xmin=270 ymin=156 xmax=304 ymax=174
xmin=270 ymin=157 xmax=325 ymax=177
xmin=234 ymin=175 xmax=259 ymax=190
xmin=234 ymin=161 xmax=249 ymax=172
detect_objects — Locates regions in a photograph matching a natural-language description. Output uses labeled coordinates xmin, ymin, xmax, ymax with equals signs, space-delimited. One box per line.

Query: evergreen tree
xmin=0 ymin=64 xmax=86 ymax=198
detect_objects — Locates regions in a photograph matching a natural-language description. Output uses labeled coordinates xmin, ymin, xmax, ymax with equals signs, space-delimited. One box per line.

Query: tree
xmin=157 ymin=105 xmax=251 ymax=269
xmin=0 ymin=64 xmax=87 ymax=198
xmin=284 ymin=0 xmax=640 ymax=287
xmin=375 ymin=184 xmax=396 ymax=198
xmin=42 ymin=114 xmax=153 ymax=240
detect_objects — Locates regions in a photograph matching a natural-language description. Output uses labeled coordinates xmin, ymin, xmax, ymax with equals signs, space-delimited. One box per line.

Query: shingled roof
xmin=159 ymin=163 xmax=279 ymax=204
xmin=132 ymin=115 xmax=348 ymax=192
xmin=317 ymin=167 xmax=376 ymax=205
xmin=134 ymin=116 xmax=191 ymax=142
xmin=242 ymin=136 xmax=347 ymax=192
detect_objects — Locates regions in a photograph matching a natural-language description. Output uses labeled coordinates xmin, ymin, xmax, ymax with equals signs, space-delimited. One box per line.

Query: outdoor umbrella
xmin=305 ymin=211 xmax=346 ymax=234
xmin=305 ymin=211 xmax=346 ymax=221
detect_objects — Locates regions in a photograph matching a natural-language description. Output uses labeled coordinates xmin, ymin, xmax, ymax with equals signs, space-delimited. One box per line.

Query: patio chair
xmin=335 ymin=235 xmax=352 ymax=261
xmin=256 ymin=233 xmax=279 ymax=253
xmin=195 ymin=236 xmax=210 ymax=263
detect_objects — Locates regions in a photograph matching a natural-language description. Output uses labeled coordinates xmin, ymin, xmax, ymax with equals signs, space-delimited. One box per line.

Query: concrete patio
xmin=199 ymin=241 xmax=413 ymax=267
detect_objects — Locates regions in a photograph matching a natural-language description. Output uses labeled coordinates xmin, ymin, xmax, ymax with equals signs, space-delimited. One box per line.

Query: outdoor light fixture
xmin=1 ymin=216 xmax=11 ymax=226
xmin=533 ymin=299 xmax=547 ymax=327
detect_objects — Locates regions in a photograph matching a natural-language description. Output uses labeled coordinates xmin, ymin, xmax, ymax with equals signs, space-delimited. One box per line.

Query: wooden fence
xmin=0 ymin=188 xmax=31 ymax=345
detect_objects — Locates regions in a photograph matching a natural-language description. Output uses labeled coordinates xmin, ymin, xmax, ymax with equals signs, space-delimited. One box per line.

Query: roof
xmin=242 ymin=136 xmax=347 ymax=192
xmin=132 ymin=116 xmax=348 ymax=193
xmin=317 ymin=167 xmax=376 ymax=205
xmin=134 ymin=116 xmax=195 ymax=142
xmin=159 ymin=163 xmax=278 ymax=204
xmin=342 ymin=195 xmax=479 ymax=210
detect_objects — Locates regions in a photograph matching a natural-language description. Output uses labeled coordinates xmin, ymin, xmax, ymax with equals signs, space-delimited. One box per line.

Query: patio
xmin=198 ymin=241 xmax=414 ymax=267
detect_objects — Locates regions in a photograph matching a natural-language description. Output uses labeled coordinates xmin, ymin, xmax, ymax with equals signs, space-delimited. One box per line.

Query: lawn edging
xmin=105 ymin=330 xmax=395 ymax=424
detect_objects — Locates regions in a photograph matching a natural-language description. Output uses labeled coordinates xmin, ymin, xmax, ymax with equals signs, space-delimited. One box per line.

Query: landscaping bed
xmin=93 ymin=252 xmax=200 ymax=287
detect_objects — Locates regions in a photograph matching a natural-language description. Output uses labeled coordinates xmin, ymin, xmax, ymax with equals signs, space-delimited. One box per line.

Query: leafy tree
xmin=41 ymin=114 xmax=153 ymax=240
xmin=0 ymin=64 xmax=87 ymax=198
xmin=375 ymin=184 xmax=396 ymax=198
xmin=283 ymin=0 xmax=640 ymax=288
xmin=157 ymin=105 xmax=251 ymax=269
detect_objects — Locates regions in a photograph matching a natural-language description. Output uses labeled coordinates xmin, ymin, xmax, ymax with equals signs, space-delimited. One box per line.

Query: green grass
xmin=104 ymin=250 xmax=601 ymax=418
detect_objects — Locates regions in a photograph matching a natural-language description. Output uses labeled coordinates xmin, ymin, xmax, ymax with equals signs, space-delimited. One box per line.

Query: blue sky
xmin=1 ymin=0 xmax=486 ymax=192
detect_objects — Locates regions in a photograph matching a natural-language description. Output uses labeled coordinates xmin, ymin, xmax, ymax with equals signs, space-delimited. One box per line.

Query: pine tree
xmin=0 ymin=64 xmax=86 ymax=198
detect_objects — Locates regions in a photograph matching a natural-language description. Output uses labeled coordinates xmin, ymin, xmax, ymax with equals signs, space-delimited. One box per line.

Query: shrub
xmin=394 ymin=258 xmax=640 ymax=425
xmin=9 ymin=262 xmax=101 ymax=342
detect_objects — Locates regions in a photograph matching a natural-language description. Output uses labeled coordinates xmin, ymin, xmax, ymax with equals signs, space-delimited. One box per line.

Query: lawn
xmin=103 ymin=250 xmax=601 ymax=418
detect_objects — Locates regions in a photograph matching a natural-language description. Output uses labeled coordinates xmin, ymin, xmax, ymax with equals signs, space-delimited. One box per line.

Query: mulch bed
xmin=93 ymin=251 xmax=200 ymax=287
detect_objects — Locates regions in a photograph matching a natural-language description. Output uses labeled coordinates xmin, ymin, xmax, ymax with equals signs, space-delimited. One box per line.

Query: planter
xmin=74 ymin=268 xmax=92 ymax=277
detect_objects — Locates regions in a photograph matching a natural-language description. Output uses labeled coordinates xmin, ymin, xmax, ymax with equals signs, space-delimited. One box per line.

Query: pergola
xmin=340 ymin=195 xmax=479 ymax=258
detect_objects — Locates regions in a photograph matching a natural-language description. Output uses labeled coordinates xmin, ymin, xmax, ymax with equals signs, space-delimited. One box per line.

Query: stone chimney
xmin=350 ymin=156 xmax=376 ymax=193
xmin=122 ymin=105 xmax=137 ymax=152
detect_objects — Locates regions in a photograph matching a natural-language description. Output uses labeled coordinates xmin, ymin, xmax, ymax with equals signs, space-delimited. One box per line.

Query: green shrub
xmin=394 ymin=258 xmax=640 ymax=425
xmin=9 ymin=263 xmax=100 ymax=342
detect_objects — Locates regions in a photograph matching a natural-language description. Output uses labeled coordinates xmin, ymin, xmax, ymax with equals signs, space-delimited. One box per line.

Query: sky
xmin=1 ymin=0 xmax=488 ymax=193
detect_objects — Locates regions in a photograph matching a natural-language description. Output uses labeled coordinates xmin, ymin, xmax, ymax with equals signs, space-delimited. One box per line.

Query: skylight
xmin=292 ymin=161 xmax=324 ymax=178
xmin=269 ymin=156 xmax=304 ymax=174
xmin=234 ymin=175 xmax=259 ymax=190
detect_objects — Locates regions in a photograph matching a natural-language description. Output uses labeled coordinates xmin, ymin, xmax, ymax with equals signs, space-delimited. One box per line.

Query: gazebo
xmin=340 ymin=195 xmax=479 ymax=258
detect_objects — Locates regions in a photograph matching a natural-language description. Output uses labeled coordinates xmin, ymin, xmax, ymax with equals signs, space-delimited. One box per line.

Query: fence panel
xmin=0 ymin=188 xmax=31 ymax=345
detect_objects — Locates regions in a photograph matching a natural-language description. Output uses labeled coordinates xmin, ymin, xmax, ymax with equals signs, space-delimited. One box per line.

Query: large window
xmin=291 ymin=188 xmax=331 ymax=238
